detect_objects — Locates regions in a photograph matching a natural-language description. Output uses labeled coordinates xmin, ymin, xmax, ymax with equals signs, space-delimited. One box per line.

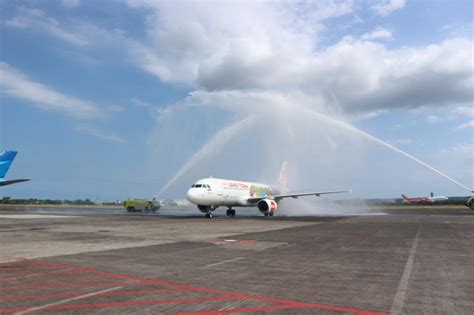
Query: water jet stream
xmin=158 ymin=116 xmax=257 ymax=195
xmin=302 ymin=107 xmax=473 ymax=193
xmin=159 ymin=106 xmax=472 ymax=195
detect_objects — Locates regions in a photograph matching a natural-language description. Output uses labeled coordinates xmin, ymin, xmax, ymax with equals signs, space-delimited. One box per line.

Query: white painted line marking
xmin=14 ymin=286 xmax=123 ymax=315
xmin=390 ymin=225 xmax=421 ymax=315
xmin=204 ymin=257 xmax=244 ymax=268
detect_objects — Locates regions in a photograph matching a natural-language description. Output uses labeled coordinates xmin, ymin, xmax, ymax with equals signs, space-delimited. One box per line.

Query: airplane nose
xmin=186 ymin=189 xmax=198 ymax=203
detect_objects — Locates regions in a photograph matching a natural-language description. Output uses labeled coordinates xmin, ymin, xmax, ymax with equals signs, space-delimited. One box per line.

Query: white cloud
xmin=361 ymin=26 xmax=392 ymax=41
xmin=5 ymin=6 xmax=88 ymax=46
xmin=426 ymin=115 xmax=441 ymax=123
xmin=0 ymin=62 xmax=102 ymax=119
xmin=371 ymin=0 xmax=405 ymax=17
xmin=125 ymin=1 xmax=355 ymax=85
xmin=75 ymin=125 xmax=125 ymax=143
xmin=441 ymin=22 xmax=474 ymax=39
xmin=453 ymin=106 xmax=474 ymax=117
xmin=442 ymin=143 xmax=474 ymax=160
xmin=130 ymin=97 xmax=155 ymax=108
xmin=62 ymin=0 xmax=80 ymax=9
xmin=7 ymin=2 xmax=473 ymax=118
xmin=456 ymin=120 xmax=474 ymax=130
xmin=119 ymin=3 xmax=473 ymax=117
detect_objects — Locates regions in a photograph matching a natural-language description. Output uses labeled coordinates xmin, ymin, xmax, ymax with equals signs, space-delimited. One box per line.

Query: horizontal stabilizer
xmin=0 ymin=179 xmax=30 ymax=187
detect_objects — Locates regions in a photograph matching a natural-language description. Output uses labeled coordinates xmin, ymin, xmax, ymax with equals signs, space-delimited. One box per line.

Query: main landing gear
xmin=226 ymin=208 xmax=236 ymax=217
xmin=201 ymin=206 xmax=235 ymax=218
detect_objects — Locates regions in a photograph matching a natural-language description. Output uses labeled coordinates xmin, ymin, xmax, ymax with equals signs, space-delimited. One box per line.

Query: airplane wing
xmin=0 ymin=179 xmax=30 ymax=187
xmin=247 ymin=189 xmax=351 ymax=203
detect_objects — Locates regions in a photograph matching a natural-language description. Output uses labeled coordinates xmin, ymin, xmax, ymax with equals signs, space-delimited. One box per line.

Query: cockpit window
xmin=195 ymin=184 xmax=202 ymax=188
xmin=191 ymin=184 xmax=195 ymax=188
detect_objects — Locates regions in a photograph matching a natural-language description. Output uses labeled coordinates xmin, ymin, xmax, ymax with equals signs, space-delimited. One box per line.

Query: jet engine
xmin=257 ymin=199 xmax=277 ymax=216
xmin=197 ymin=205 xmax=211 ymax=213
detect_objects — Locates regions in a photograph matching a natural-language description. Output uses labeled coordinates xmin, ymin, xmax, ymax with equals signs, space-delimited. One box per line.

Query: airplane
xmin=0 ymin=150 xmax=30 ymax=187
xmin=186 ymin=162 xmax=351 ymax=218
xmin=401 ymin=192 xmax=448 ymax=205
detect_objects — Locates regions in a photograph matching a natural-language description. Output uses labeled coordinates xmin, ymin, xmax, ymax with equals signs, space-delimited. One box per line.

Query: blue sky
xmin=1 ymin=0 xmax=473 ymax=200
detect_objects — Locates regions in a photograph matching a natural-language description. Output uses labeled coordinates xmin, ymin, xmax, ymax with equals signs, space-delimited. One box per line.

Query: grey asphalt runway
xmin=0 ymin=205 xmax=473 ymax=314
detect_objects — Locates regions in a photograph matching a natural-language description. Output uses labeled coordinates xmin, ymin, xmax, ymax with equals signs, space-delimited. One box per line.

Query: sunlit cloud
xmin=0 ymin=62 xmax=101 ymax=119
xmin=5 ymin=6 xmax=88 ymax=46
xmin=62 ymin=0 xmax=80 ymax=9
xmin=371 ymin=0 xmax=405 ymax=17
xmin=361 ymin=26 xmax=392 ymax=41
xmin=75 ymin=124 xmax=125 ymax=143
xmin=456 ymin=120 xmax=474 ymax=130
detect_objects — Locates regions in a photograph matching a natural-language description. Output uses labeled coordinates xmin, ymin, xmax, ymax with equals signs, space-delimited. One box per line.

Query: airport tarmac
xmin=0 ymin=206 xmax=473 ymax=314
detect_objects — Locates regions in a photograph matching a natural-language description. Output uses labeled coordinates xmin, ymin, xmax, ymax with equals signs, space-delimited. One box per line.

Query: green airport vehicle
xmin=123 ymin=199 xmax=160 ymax=213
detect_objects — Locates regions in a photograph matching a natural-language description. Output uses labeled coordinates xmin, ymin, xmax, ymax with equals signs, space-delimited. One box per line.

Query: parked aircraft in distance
xmin=186 ymin=162 xmax=351 ymax=218
xmin=0 ymin=150 xmax=30 ymax=187
xmin=401 ymin=192 xmax=448 ymax=204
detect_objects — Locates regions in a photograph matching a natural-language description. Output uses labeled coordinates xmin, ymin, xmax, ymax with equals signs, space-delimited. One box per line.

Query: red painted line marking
xmin=0 ymin=258 xmax=76 ymax=271
xmin=1 ymin=256 xmax=388 ymax=315
xmin=0 ymin=281 xmax=144 ymax=291
xmin=0 ymin=296 xmax=237 ymax=313
xmin=179 ymin=303 xmax=387 ymax=315
xmin=99 ymin=288 xmax=186 ymax=296
xmin=0 ymin=279 xmax=18 ymax=282
xmin=23 ymin=274 xmax=134 ymax=281
xmin=194 ymin=287 xmax=387 ymax=314
xmin=0 ymin=289 xmax=184 ymax=301
xmin=0 ymin=292 xmax=80 ymax=301
xmin=178 ymin=304 xmax=307 ymax=315
xmin=0 ymin=275 xmax=117 ymax=282
xmin=2 ymin=269 xmax=90 ymax=276
xmin=0 ymin=267 xmax=58 ymax=272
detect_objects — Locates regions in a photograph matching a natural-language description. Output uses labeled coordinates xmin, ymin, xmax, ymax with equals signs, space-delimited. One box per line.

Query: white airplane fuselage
xmin=186 ymin=177 xmax=280 ymax=208
xmin=185 ymin=162 xmax=350 ymax=218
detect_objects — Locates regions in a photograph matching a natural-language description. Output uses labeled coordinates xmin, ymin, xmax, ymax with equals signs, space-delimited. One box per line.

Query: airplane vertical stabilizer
xmin=0 ymin=150 xmax=30 ymax=186
xmin=0 ymin=150 xmax=17 ymax=179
